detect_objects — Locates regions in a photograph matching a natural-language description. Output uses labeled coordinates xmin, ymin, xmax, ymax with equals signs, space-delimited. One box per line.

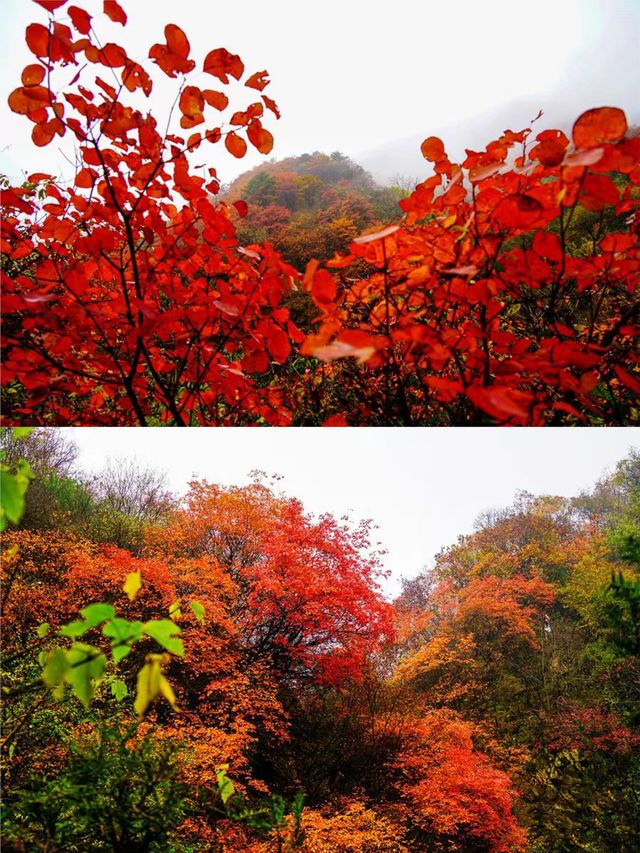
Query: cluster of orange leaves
xmin=397 ymin=711 xmax=528 ymax=852
xmin=2 ymin=0 xmax=300 ymax=425
xmin=1 ymin=479 xmax=394 ymax=788
xmin=301 ymin=108 xmax=640 ymax=424
xmin=2 ymin=1 xmax=639 ymax=424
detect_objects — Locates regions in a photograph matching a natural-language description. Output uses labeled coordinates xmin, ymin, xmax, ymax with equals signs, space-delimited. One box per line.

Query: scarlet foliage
xmin=397 ymin=711 xmax=527 ymax=852
xmin=2 ymin=0 xmax=299 ymax=425
xmin=301 ymin=109 xmax=640 ymax=424
xmin=1 ymin=527 xmax=282 ymax=784
xmin=167 ymin=480 xmax=395 ymax=684
xmin=2 ymin=479 xmax=394 ymax=793
xmin=3 ymin=5 xmax=638 ymax=424
xmin=545 ymin=703 xmax=640 ymax=756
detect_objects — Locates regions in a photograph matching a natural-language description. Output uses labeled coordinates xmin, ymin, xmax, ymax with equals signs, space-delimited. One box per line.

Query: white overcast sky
xmin=64 ymin=428 xmax=639 ymax=597
xmin=1 ymin=0 xmax=638 ymax=184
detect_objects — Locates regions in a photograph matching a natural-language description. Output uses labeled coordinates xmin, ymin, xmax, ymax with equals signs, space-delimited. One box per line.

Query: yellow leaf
xmin=169 ymin=600 xmax=182 ymax=622
xmin=123 ymin=570 xmax=142 ymax=602
xmin=134 ymin=653 xmax=178 ymax=718
xmin=159 ymin=674 xmax=179 ymax=711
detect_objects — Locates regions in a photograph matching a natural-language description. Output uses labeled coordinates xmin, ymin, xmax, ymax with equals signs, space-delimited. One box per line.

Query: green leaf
xmin=80 ymin=602 xmax=116 ymax=626
xmin=12 ymin=427 xmax=33 ymax=439
xmin=60 ymin=620 xmax=91 ymax=639
xmin=292 ymin=791 xmax=305 ymax=821
xmin=103 ymin=618 xmax=143 ymax=662
xmin=37 ymin=622 xmax=50 ymax=638
xmin=216 ymin=765 xmax=235 ymax=805
xmin=60 ymin=602 xmax=118 ymax=639
xmin=111 ymin=679 xmax=128 ymax=701
xmin=1 ymin=470 xmax=26 ymax=525
xmin=143 ymin=619 xmax=184 ymax=657
xmin=42 ymin=648 xmax=70 ymax=688
xmin=66 ymin=643 xmax=107 ymax=709
xmin=190 ymin=600 xmax=205 ymax=623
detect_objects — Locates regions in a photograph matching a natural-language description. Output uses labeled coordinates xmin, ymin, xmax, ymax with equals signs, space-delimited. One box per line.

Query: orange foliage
xmin=301 ymin=109 xmax=640 ymax=425
xmin=397 ymin=711 xmax=527 ymax=852
xmin=2 ymin=0 xmax=298 ymax=426
xmin=166 ymin=480 xmax=395 ymax=685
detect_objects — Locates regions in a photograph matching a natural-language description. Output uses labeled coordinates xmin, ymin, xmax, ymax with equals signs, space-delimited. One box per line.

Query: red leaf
xmin=68 ymin=5 xmax=91 ymax=34
xmin=166 ymin=23 xmax=190 ymax=57
xmin=572 ymin=107 xmax=627 ymax=149
xmin=246 ymin=119 xmax=273 ymax=155
xmin=266 ymin=325 xmax=291 ymax=363
xmin=421 ymin=136 xmax=445 ymax=162
xmin=530 ymin=139 xmax=566 ymax=166
xmin=34 ymin=1 xmax=68 ymax=10
xmin=530 ymin=129 xmax=569 ymax=166
xmin=7 ymin=85 xmax=51 ymax=116
xmin=103 ymin=0 xmax=127 ymax=25
xmin=245 ymin=70 xmax=270 ymax=91
xmin=599 ymin=233 xmax=636 ymax=253
xmin=262 ymin=94 xmax=280 ymax=119
xmin=532 ymin=230 xmax=563 ymax=262
xmin=32 ymin=120 xmax=57 ymax=146
xmin=21 ymin=64 xmax=46 ymax=86
xmin=613 ymin=366 xmax=640 ymax=394
xmin=224 ymin=131 xmax=247 ymax=159
xmin=493 ymin=194 xmax=544 ymax=230
xmin=203 ymin=90 xmax=228 ymax=111
xmin=122 ymin=61 xmax=152 ymax=96
xmin=205 ymin=127 xmax=221 ymax=144
xmin=323 ymin=414 xmax=349 ymax=426
xmin=179 ymin=85 xmax=204 ymax=128
xmin=468 ymin=386 xmax=532 ymax=421
xmin=579 ymin=173 xmax=619 ymax=212
xmin=25 ymin=23 xmax=51 ymax=57
xmin=311 ymin=269 xmax=337 ymax=305
xmin=75 ymin=167 xmax=96 ymax=187
xmin=149 ymin=25 xmax=195 ymax=77
xmin=203 ymin=48 xmax=244 ymax=84
xmin=97 ymin=42 xmax=127 ymax=67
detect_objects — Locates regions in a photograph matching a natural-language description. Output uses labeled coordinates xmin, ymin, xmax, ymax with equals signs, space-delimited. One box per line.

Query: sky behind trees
xmin=2 ymin=0 xmax=638 ymax=184
xmin=67 ymin=428 xmax=639 ymax=596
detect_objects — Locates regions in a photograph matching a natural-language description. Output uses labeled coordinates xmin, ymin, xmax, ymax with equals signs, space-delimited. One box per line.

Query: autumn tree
xmin=2 ymin=0 xmax=299 ymax=425
xmin=301 ymin=110 xmax=640 ymax=425
xmin=165 ymin=479 xmax=395 ymax=685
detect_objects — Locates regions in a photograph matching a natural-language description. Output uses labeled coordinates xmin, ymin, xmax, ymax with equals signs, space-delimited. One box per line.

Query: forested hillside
xmin=2 ymin=429 xmax=639 ymax=851
xmin=225 ymin=152 xmax=401 ymax=270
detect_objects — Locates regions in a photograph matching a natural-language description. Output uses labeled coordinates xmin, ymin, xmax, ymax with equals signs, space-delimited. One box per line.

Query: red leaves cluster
xmin=398 ymin=712 xmax=527 ymax=852
xmin=2 ymin=0 xmax=289 ymax=425
xmin=149 ymin=24 xmax=195 ymax=77
xmin=301 ymin=107 xmax=640 ymax=425
xmin=170 ymin=481 xmax=395 ymax=685
xmin=2 ymin=1 xmax=638 ymax=426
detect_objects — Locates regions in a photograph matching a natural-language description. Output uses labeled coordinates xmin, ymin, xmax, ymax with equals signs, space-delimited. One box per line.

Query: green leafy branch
xmin=39 ymin=582 xmax=207 ymax=717
xmin=0 ymin=427 xmax=34 ymax=531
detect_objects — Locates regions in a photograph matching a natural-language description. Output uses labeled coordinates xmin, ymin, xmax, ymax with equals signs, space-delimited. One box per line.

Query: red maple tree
xmin=2 ymin=0 xmax=300 ymax=425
